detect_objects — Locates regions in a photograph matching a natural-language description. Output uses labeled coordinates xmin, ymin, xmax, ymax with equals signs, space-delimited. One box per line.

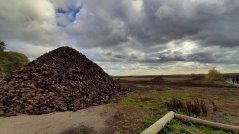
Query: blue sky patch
xmin=56 ymin=22 xmax=66 ymax=28
xmin=55 ymin=1 xmax=82 ymax=28
xmin=68 ymin=6 xmax=81 ymax=22
xmin=56 ymin=8 xmax=67 ymax=14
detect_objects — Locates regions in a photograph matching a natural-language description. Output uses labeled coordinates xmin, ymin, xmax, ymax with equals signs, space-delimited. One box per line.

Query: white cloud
xmin=0 ymin=0 xmax=63 ymax=48
xmin=132 ymin=0 xmax=143 ymax=13
xmin=166 ymin=41 xmax=198 ymax=55
xmin=1 ymin=0 xmax=239 ymax=75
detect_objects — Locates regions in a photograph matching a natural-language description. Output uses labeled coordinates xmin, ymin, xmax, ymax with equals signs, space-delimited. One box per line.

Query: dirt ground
xmin=0 ymin=105 xmax=116 ymax=134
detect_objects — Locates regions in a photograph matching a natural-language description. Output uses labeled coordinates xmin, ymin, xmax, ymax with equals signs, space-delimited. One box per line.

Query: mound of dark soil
xmin=0 ymin=46 xmax=129 ymax=116
xmin=151 ymin=76 xmax=165 ymax=83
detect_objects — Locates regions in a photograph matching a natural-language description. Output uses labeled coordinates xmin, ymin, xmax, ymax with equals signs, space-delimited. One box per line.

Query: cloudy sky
xmin=0 ymin=0 xmax=239 ymax=75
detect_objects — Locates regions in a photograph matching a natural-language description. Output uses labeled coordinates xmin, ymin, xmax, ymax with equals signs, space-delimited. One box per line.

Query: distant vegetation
xmin=0 ymin=40 xmax=6 ymax=52
xmin=0 ymin=40 xmax=29 ymax=77
xmin=205 ymin=68 xmax=224 ymax=81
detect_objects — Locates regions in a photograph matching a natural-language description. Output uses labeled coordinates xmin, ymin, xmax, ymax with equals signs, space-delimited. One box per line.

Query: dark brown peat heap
xmin=0 ymin=47 xmax=129 ymax=116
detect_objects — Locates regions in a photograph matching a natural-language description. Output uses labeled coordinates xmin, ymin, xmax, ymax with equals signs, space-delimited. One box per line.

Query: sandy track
xmin=0 ymin=105 xmax=115 ymax=134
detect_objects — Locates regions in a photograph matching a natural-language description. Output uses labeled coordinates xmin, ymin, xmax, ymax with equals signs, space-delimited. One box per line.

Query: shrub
xmin=199 ymin=100 xmax=208 ymax=116
xmin=205 ymin=68 xmax=224 ymax=81
xmin=0 ymin=51 xmax=29 ymax=75
xmin=165 ymin=98 xmax=184 ymax=112
xmin=0 ymin=40 xmax=6 ymax=52
xmin=185 ymin=100 xmax=202 ymax=117
xmin=0 ymin=40 xmax=29 ymax=76
xmin=166 ymin=99 xmax=208 ymax=116
xmin=212 ymin=101 xmax=218 ymax=112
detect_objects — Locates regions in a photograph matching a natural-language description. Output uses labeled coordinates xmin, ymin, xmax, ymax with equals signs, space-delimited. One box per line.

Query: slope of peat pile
xmin=0 ymin=47 xmax=129 ymax=116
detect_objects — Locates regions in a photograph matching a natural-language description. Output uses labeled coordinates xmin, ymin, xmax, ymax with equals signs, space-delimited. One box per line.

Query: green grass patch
xmin=120 ymin=90 xmax=159 ymax=109
xmin=135 ymin=84 xmax=150 ymax=89
xmin=159 ymin=119 xmax=231 ymax=134
xmin=115 ymin=83 xmax=237 ymax=134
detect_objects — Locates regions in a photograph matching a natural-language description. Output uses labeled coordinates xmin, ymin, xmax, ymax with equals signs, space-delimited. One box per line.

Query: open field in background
xmin=106 ymin=75 xmax=239 ymax=134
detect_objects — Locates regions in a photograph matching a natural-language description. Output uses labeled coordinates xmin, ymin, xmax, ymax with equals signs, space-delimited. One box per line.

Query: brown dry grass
xmin=105 ymin=75 xmax=239 ymax=133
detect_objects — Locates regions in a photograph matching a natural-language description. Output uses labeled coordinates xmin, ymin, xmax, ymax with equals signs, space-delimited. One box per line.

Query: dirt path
xmin=0 ymin=105 xmax=115 ymax=134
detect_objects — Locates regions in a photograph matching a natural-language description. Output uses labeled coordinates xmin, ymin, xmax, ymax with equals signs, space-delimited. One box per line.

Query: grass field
xmin=105 ymin=75 xmax=239 ymax=134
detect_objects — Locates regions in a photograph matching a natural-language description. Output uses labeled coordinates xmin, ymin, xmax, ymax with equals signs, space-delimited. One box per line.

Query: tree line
xmin=0 ymin=40 xmax=29 ymax=77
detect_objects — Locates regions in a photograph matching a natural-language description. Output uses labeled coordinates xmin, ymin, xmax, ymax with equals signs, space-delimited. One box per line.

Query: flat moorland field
xmin=104 ymin=75 xmax=239 ymax=134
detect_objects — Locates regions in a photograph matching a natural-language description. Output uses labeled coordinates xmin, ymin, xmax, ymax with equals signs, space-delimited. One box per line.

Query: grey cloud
xmin=63 ymin=0 xmax=239 ymax=66
xmin=96 ymin=46 xmax=239 ymax=66
xmin=1 ymin=0 xmax=239 ymax=75
xmin=71 ymin=1 xmax=238 ymax=48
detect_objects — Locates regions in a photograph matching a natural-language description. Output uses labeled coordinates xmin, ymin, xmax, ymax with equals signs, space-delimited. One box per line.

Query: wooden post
xmin=141 ymin=111 xmax=175 ymax=134
xmin=175 ymin=113 xmax=239 ymax=133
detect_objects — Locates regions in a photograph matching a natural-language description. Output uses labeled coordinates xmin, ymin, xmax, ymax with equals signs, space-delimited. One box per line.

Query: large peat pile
xmin=0 ymin=47 xmax=128 ymax=116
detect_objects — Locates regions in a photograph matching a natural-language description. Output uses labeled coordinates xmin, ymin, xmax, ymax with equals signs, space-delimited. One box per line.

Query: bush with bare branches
xmin=205 ymin=68 xmax=224 ymax=81
xmin=166 ymin=98 xmax=208 ymax=116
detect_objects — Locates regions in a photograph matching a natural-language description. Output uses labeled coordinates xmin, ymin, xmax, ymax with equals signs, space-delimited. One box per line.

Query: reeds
xmin=166 ymin=98 xmax=208 ymax=116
